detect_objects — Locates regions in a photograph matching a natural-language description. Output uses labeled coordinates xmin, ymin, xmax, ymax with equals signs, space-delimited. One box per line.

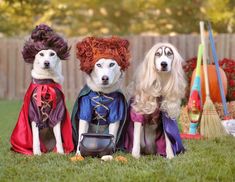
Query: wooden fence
xmin=0 ymin=34 xmax=235 ymax=101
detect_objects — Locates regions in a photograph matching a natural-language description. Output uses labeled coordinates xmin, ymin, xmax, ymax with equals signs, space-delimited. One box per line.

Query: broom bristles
xmin=200 ymin=97 xmax=227 ymax=138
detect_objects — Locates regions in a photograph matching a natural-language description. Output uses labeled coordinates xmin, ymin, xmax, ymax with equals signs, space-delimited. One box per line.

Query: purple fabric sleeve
xmin=29 ymin=98 xmax=41 ymax=123
xmin=130 ymin=107 xmax=144 ymax=123
xmin=162 ymin=112 xmax=185 ymax=155
xmin=48 ymin=89 xmax=65 ymax=127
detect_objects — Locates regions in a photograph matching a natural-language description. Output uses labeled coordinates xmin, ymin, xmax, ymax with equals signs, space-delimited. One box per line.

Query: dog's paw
xmin=56 ymin=145 xmax=64 ymax=154
xmin=166 ymin=153 xmax=174 ymax=159
xmin=132 ymin=148 xmax=140 ymax=159
xmin=33 ymin=147 xmax=42 ymax=155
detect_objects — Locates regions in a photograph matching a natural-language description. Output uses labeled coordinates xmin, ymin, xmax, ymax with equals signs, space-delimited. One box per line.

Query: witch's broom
xmin=199 ymin=21 xmax=227 ymax=138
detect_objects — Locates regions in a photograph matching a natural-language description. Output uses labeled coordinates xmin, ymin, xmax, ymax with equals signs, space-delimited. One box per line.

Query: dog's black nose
xmin=102 ymin=76 xmax=109 ymax=81
xmin=161 ymin=62 xmax=168 ymax=68
xmin=44 ymin=61 xmax=50 ymax=68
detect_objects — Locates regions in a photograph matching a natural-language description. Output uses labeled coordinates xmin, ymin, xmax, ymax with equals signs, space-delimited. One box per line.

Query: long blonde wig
xmin=130 ymin=42 xmax=187 ymax=119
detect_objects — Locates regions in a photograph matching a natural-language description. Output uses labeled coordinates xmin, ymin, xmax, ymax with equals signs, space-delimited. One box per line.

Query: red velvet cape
xmin=10 ymin=83 xmax=74 ymax=155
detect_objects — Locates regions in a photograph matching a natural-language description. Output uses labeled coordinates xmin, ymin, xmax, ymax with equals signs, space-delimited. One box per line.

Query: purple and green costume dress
xmin=71 ymin=85 xmax=128 ymax=150
xmin=124 ymin=100 xmax=185 ymax=157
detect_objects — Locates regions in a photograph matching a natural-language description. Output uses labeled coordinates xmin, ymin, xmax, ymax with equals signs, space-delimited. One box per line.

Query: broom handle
xmin=191 ymin=44 xmax=203 ymax=91
xmin=207 ymin=22 xmax=229 ymax=117
xmin=199 ymin=21 xmax=210 ymax=98
xmin=195 ymin=44 xmax=203 ymax=77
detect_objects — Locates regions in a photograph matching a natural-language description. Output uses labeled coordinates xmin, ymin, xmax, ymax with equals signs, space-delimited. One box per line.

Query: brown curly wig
xmin=76 ymin=36 xmax=130 ymax=74
xmin=22 ymin=24 xmax=70 ymax=63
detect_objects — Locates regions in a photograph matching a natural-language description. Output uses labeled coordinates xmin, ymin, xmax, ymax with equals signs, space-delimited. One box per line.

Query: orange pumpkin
xmin=190 ymin=65 xmax=227 ymax=104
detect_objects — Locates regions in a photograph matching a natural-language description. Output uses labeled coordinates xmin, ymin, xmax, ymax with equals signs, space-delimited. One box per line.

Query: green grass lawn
xmin=0 ymin=100 xmax=235 ymax=182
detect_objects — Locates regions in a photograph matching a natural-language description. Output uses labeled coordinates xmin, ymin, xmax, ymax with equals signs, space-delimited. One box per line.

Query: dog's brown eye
xmin=50 ymin=52 xmax=55 ymax=56
xmin=109 ymin=63 xmax=115 ymax=67
xmin=96 ymin=63 xmax=102 ymax=67
xmin=39 ymin=53 xmax=44 ymax=56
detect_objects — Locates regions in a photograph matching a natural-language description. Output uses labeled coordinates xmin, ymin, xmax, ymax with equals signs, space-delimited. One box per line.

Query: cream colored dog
xmin=76 ymin=58 xmax=123 ymax=155
xmin=31 ymin=49 xmax=64 ymax=155
xmin=130 ymin=43 xmax=186 ymax=159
